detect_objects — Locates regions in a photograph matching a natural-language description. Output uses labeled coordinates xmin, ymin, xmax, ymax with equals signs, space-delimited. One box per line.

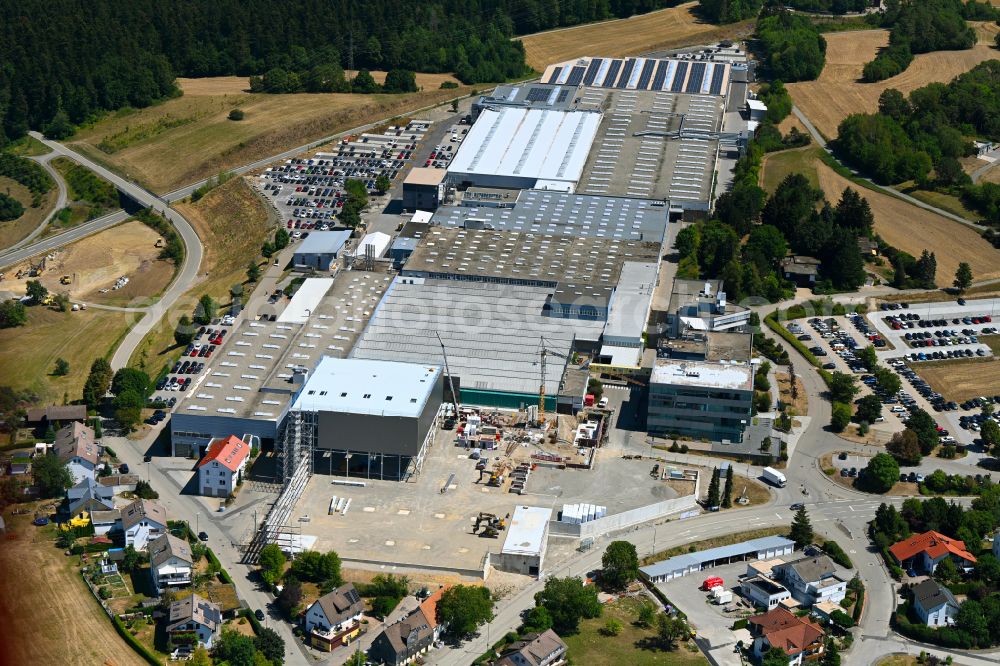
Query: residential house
xmin=369 ymin=607 xmax=435 ymax=666
xmin=369 ymin=587 xmax=449 ymax=666
xmin=495 ymin=629 xmax=568 ymax=666
xmin=166 ymin=594 xmax=222 ymax=648
xmin=303 ymin=583 xmax=365 ymax=651
xmin=912 ymin=579 xmax=960 ymax=628
xmin=198 ymin=435 xmax=251 ymax=498
xmin=121 ymin=498 xmax=168 ymax=550
xmin=741 ymin=576 xmax=792 ymax=610
xmin=53 ymin=422 xmax=99 ymax=484
xmin=748 ymin=607 xmax=825 ymax=666
xmin=66 ymin=477 xmax=114 ymax=517
xmin=91 ymin=509 xmax=121 ymax=536
xmin=857 ymin=237 xmax=879 ymax=257
xmin=889 ymin=531 xmax=977 ymax=574
xmin=149 ymin=533 xmax=194 ymax=592
xmin=772 ymin=555 xmax=848 ymax=606
xmin=781 ymin=256 xmax=821 ymax=287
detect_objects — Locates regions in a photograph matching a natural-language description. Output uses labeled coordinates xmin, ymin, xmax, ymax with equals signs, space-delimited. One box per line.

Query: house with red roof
xmin=889 ymin=531 xmax=977 ymax=575
xmin=748 ymin=607 xmax=825 ymax=665
xmin=197 ymin=436 xmax=251 ymax=498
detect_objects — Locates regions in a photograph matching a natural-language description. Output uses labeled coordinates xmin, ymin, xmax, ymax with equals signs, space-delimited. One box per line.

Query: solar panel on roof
xmin=547 ymin=66 xmax=563 ymax=84
xmin=671 ymin=62 xmax=688 ymax=92
xmin=603 ymin=59 xmax=623 ymax=88
xmin=556 ymin=88 xmax=570 ymax=103
xmin=685 ymin=62 xmax=706 ymax=93
xmin=636 ymin=59 xmax=656 ymax=90
xmin=616 ymin=59 xmax=636 ymax=88
xmin=652 ymin=61 xmax=670 ymax=90
xmin=566 ymin=65 xmax=586 ymax=86
xmin=709 ymin=64 xmax=726 ymax=95
xmin=525 ymin=86 xmax=552 ymax=103
xmin=582 ymin=58 xmax=603 ymax=85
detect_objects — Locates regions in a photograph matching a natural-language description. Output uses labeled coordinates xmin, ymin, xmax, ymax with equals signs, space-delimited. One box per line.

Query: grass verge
xmin=0 ymin=175 xmax=56 ymax=249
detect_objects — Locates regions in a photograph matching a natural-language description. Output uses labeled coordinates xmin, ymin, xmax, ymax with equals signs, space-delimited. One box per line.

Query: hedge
xmin=205 ymin=548 xmax=235 ymax=584
xmin=852 ymin=582 xmax=865 ymax=623
xmin=112 ymin=615 xmax=163 ymax=665
xmin=820 ymin=538 xmax=854 ymax=569
xmin=765 ymin=313 xmax=821 ymax=368
xmin=240 ymin=608 xmax=264 ymax=636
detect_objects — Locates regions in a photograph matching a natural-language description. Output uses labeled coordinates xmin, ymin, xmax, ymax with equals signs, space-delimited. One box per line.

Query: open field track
xmin=813 ymin=160 xmax=1000 ymax=282
xmin=70 ymin=82 xmax=472 ymax=194
xmin=0 ymin=513 xmax=147 ymax=666
xmin=518 ymin=1 xmax=753 ymax=72
xmin=789 ymin=27 xmax=1000 ymax=139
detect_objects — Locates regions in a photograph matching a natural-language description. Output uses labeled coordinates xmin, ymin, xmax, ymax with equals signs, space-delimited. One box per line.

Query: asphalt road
xmin=9 ymin=151 xmax=70 ymax=250
xmin=27 ymin=132 xmax=204 ymax=371
xmin=0 ymin=208 xmax=129 ymax=269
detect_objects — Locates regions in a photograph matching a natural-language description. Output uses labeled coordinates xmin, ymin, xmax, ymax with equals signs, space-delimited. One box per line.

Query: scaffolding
xmin=242 ymin=409 xmax=316 ymax=564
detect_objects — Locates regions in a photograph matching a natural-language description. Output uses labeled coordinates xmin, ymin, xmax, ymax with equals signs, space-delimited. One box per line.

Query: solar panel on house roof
xmin=582 ymin=58 xmax=603 ymax=85
xmin=566 ymin=65 xmax=586 ymax=86
xmin=685 ymin=62 xmax=706 ymax=93
xmin=671 ymin=62 xmax=688 ymax=91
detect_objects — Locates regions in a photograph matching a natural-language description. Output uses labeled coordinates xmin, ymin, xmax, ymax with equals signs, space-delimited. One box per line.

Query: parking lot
xmin=148 ymin=315 xmax=237 ymax=412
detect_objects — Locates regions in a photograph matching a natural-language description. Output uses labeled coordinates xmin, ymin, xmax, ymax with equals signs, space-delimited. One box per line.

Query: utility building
xmin=403 ymin=168 xmax=447 ymax=211
xmin=292 ymin=230 xmax=352 ymax=271
xmin=494 ymin=505 xmax=553 ymax=578
xmin=284 ymin=357 xmax=444 ymax=481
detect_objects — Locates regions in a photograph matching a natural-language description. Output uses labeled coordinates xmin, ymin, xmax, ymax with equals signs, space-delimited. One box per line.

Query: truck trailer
xmin=762 ymin=467 xmax=787 ymax=487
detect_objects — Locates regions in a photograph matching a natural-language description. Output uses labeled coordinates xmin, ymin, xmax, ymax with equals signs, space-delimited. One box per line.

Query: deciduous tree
xmin=437 ymin=585 xmax=493 ymax=637
xmin=601 ymin=540 xmax=639 ymax=590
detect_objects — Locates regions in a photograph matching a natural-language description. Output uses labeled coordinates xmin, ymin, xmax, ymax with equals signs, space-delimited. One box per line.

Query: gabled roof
xmin=418 ymin=586 xmax=448 ymax=631
xmin=749 ymin=607 xmax=825 ymax=656
xmin=774 ymin=555 xmax=837 ymax=584
xmin=26 ymin=404 xmax=87 ymax=423
xmin=889 ymin=531 xmax=977 ymax=565
xmin=54 ymin=422 xmax=98 ymax=466
xmin=120 ymin=499 xmax=168 ymax=532
xmin=149 ymin=533 xmax=193 ymax=569
xmin=497 ymin=629 xmax=568 ymax=666
xmin=198 ymin=435 xmax=250 ymax=473
xmin=379 ymin=608 xmax=433 ymax=655
xmin=912 ymin=579 xmax=959 ymax=613
xmin=167 ymin=594 xmax=222 ymax=633
xmin=313 ymin=583 xmax=364 ymax=626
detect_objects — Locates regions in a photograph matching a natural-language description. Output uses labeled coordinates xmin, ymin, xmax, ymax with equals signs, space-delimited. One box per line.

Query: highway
xmin=26 ymin=132 xmax=204 ymax=372
xmin=0 ymin=208 xmax=129 ymax=269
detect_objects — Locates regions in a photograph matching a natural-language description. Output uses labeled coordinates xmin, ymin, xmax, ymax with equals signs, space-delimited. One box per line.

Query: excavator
xmin=472 ymin=512 xmax=507 ymax=538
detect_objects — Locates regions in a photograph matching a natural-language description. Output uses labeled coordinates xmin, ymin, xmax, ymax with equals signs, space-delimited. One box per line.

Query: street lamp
xmin=196 ymin=512 xmax=200 ymax=536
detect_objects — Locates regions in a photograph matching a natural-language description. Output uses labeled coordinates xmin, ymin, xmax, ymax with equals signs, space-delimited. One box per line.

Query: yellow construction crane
xmin=537 ymin=337 xmax=570 ymax=425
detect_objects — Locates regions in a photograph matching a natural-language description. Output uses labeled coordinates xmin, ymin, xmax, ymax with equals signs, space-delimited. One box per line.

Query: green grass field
xmin=760 ymin=146 xmax=822 ymax=193
xmin=563 ymin=597 xmax=708 ymax=666
xmin=896 ymin=183 xmax=980 ymax=221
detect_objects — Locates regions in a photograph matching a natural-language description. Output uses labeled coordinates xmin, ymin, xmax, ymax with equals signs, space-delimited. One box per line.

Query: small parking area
xmin=149 ymin=317 xmax=236 ymax=409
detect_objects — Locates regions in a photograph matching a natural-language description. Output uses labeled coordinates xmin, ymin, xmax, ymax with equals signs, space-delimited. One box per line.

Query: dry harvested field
xmin=0 ymin=513 xmax=146 ymax=666
xmin=0 ymin=220 xmax=173 ymax=306
xmin=813 ymin=160 xmax=1000 ymax=282
xmin=911 ymin=357 xmax=1000 ymax=402
xmin=519 ymin=1 xmax=753 ymax=71
xmin=0 ymin=175 xmax=57 ymax=250
xmin=177 ymin=72 xmax=463 ymax=96
xmin=789 ymin=26 xmax=1000 ymax=139
xmin=71 ymin=79 xmax=472 ymax=194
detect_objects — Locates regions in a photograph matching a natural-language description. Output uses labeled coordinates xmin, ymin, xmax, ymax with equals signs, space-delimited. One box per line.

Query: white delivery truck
xmin=762 ymin=467 xmax=787 ymax=488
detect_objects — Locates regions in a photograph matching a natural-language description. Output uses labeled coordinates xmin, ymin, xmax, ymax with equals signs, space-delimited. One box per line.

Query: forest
xmin=862 ymin=0 xmax=984 ymax=82
xmin=0 ymin=0 xmax=674 ymax=143
xmin=837 ymin=60 xmax=1000 ymax=231
xmin=755 ymin=9 xmax=827 ymax=81
xmin=697 ymin=0 xmax=763 ymax=23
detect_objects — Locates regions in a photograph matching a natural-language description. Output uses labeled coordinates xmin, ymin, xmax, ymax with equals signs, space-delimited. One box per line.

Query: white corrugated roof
xmin=448 ymin=108 xmax=601 ymax=186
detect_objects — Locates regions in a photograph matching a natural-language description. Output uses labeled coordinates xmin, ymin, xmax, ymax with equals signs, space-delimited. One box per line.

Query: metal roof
xmin=294 ymin=230 xmax=352 ymax=256
xmin=278 ymin=278 xmax=334 ymax=324
xmin=432 ymin=190 xmax=669 ymax=242
xmin=447 ymin=108 xmax=601 ymax=187
xmin=640 ymin=535 xmax=794 ymax=578
xmin=293 ymin=357 xmax=441 ymax=417
xmin=604 ymin=261 xmax=658 ymax=344
xmin=350 ymin=278 xmax=603 ymax=396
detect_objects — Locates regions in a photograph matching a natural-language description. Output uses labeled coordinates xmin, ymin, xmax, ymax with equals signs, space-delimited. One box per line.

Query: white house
xmin=912 ymin=579 xmax=959 ymax=628
xmin=166 ymin=594 xmax=222 ymax=648
xmin=198 ymin=435 xmax=251 ymax=498
xmin=303 ymin=584 xmax=366 ymax=650
xmin=91 ymin=509 xmax=121 ymax=536
xmin=748 ymin=608 xmax=825 ymax=666
xmin=54 ymin=422 xmax=98 ymax=484
xmin=121 ymin=499 xmax=168 ymax=551
xmin=772 ymin=555 xmax=848 ymax=606
xmin=741 ymin=576 xmax=792 ymax=610
xmin=149 ymin=533 xmax=193 ymax=592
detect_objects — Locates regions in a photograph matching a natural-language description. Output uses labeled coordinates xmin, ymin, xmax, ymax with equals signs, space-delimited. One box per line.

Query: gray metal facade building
xmin=647 ymin=358 xmax=754 ymax=443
